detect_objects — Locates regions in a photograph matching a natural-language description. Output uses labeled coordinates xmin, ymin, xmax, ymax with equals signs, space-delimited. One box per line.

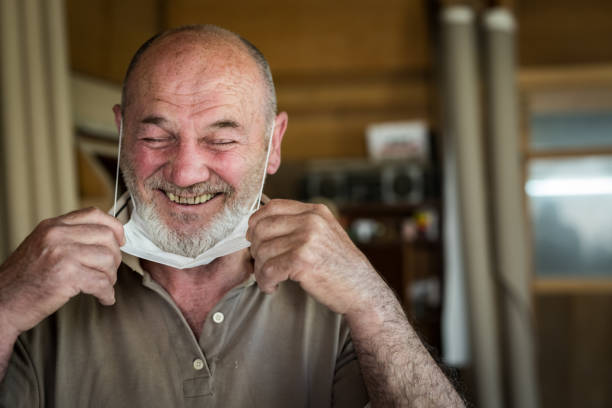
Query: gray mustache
xmin=145 ymin=178 xmax=234 ymax=196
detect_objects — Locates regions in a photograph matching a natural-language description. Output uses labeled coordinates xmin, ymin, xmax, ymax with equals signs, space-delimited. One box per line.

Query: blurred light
xmin=525 ymin=177 xmax=612 ymax=197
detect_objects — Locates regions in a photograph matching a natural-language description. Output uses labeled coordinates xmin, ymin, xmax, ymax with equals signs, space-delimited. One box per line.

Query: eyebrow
xmin=141 ymin=115 xmax=168 ymax=126
xmin=210 ymin=119 xmax=240 ymax=129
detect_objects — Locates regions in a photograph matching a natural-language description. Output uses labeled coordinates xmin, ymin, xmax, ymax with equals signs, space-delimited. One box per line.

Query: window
xmin=520 ymin=74 xmax=612 ymax=285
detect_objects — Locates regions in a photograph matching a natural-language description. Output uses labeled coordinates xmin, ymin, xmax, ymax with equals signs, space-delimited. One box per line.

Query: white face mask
xmin=111 ymin=119 xmax=275 ymax=269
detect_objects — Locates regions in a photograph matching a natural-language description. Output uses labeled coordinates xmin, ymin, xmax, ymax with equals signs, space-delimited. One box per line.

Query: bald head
xmin=121 ymin=25 xmax=277 ymax=127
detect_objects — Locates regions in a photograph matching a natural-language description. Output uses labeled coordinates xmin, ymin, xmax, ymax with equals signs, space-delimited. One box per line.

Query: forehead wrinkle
xmin=126 ymin=34 xmax=268 ymax=133
xmin=138 ymin=38 xmax=257 ymax=91
xmin=148 ymin=74 xmax=256 ymax=116
xmin=142 ymin=59 xmax=255 ymax=103
xmin=123 ymin=29 xmax=274 ymax=120
xmin=146 ymin=85 xmax=249 ymax=123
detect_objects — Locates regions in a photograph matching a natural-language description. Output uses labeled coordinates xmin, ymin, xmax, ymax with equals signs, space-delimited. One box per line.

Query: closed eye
xmin=213 ymin=119 xmax=240 ymax=129
xmin=206 ymin=139 xmax=237 ymax=151
xmin=143 ymin=137 xmax=170 ymax=143
xmin=140 ymin=137 xmax=175 ymax=148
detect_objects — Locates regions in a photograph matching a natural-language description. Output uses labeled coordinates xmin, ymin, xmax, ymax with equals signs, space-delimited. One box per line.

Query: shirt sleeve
xmin=0 ymin=337 xmax=41 ymax=408
xmin=332 ymin=332 xmax=370 ymax=408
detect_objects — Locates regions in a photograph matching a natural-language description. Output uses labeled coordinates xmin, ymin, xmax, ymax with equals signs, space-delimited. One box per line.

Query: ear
xmin=266 ymin=111 xmax=288 ymax=175
xmin=112 ymin=104 xmax=122 ymax=133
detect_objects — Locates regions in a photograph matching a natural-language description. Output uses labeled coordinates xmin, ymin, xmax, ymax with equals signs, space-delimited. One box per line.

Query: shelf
xmin=355 ymin=240 xmax=440 ymax=249
xmin=532 ymin=278 xmax=612 ymax=294
xmin=339 ymin=200 xmax=440 ymax=217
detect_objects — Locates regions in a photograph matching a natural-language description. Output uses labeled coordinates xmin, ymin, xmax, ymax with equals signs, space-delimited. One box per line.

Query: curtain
xmin=483 ymin=8 xmax=539 ymax=408
xmin=0 ymin=0 xmax=77 ymax=259
xmin=440 ymin=6 xmax=503 ymax=408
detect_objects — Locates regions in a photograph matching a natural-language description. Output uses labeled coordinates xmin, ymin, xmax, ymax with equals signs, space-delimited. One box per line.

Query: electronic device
xmin=301 ymin=159 xmax=431 ymax=205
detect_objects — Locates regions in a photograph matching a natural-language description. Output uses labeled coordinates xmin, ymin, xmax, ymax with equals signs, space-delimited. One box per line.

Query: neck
xmin=141 ymin=249 xmax=253 ymax=338
xmin=143 ymin=248 xmax=252 ymax=296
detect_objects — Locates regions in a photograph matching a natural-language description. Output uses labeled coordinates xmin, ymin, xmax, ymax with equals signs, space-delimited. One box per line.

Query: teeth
xmin=164 ymin=191 xmax=216 ymax=205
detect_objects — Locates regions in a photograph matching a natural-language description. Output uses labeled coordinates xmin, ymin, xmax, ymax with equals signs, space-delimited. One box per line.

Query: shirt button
xmin=212 ymin=312 xmax=224 ymax=324
xmin=193 ymin=358 xmax=204 ymax=371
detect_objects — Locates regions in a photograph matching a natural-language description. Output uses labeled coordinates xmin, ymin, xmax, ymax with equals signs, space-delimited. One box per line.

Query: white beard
xmin=134 ymin=193 xmax=250 ymax=258
xmin=121 ymin=155 xmax=264 ymax=259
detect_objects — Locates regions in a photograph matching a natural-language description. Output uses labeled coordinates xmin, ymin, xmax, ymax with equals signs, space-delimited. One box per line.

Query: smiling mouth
xmin=164 ymin=191 xmax=219 ymax=205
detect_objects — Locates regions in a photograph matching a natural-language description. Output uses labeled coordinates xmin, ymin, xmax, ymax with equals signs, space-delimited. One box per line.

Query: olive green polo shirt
xmin=0 ymin=252 xmax=369 ymax=407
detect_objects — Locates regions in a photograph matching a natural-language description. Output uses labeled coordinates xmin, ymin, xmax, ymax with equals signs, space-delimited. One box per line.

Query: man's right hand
xmin=0 ymin=207 xmax=124 ymax=339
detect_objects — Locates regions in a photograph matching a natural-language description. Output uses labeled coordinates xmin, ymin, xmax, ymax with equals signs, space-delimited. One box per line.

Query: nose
xmin=165 ymin=139 xmax=211 ymax=187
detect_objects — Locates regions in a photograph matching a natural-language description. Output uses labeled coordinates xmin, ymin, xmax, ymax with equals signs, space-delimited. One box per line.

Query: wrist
xmin=344 ymin=275 xmax=404 ymax=327
xmin=0 ymin=306 xmax=21 ymax=343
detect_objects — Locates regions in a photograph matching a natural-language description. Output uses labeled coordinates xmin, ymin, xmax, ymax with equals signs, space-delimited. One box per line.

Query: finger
xmin=52 ymin=224 xmax=123 ymax=249
xmin=73 ymin=243 xmax=121 ymax=285
xmin=60 ymin=207 xmax=125 ymax=245
xmin=250 ymin=232 xmax=298 ymax=266
xmin=76 ymin=267 xmax=116 ymax=305
xmin=253 ymin=252 xmax=292 ymax=293
xmin=248 ymin=202 xmax=329 ymax=243
xmin=248 ymin=199 xmax=312 ymax=231
xmin=247 ymin=212 xmax=311 ymax=243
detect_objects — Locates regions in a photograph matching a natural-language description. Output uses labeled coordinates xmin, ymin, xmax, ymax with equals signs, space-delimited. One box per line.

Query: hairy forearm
xmin=0 ymin=339 xmax=15 ymax=382
xmin=346 ymin=281 xmax=464 ymax=408
xmin=0 ymin=313 xmax=18 ymax=382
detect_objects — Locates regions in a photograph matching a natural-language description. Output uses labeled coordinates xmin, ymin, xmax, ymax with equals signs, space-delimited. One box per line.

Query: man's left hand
xmin=247 ymin=199 xmax=383 ymax=315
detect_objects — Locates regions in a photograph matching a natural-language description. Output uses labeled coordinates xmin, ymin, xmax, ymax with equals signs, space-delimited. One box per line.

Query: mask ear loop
xmin=250 ymin=123 xmax=275 ymax=213
xmin=112 ymin=118 xmax=124 ymax=217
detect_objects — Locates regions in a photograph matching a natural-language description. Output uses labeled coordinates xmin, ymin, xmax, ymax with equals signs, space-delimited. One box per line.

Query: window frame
xmin=519 ymin=65 xmax=612 ymax=293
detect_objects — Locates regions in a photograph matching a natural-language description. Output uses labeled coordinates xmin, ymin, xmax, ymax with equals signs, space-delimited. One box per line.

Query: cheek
xmin=209 ymin=149 xmax=260 ymax=189
xmin=129 ymin=146 xmax=168 ymax=182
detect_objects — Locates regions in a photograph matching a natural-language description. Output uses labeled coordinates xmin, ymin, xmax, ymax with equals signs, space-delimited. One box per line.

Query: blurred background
xmin=2 ymin=0 xmax=612 ymax=407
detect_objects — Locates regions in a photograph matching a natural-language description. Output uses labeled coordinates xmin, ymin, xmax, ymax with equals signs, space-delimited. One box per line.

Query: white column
xmin=484 ymin=8 xmax=539 ymax=408
xmin=441 ymin=6 xmax=503 ymax=408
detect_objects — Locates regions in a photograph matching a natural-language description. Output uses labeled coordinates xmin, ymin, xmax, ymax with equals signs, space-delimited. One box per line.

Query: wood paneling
xmin=519 ymin=65 xmax=612 ymax=90
xmin=283 ymin=108 xmax=429 ymax=159
xmin=66 ymin=0 xmax=435 ymax=159
xmin=66 ymin=0 xmax=160 ymax=83
xmin=66 ymin=0 xmax=432 ymax=80
xmin=517 ymin=0 xmax=612 ymax=67
xmin=277 ymin=74 xmax=431 ymax=159
xmin=536 ymin=294 xmax=612 ymax=408
xmin=165 ymin=0 xmax=430 ymax=75
xmin=533 ymin=278 xmax=612 ymax=294
xmin=276 ymin=73 xmax=430 ymax=114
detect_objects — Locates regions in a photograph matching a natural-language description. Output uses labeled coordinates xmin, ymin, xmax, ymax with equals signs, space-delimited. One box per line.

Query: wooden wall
xmin=516 ymin=0 xmax=612 ymax=66
xmin=536 ymin=294 xmax=612 ymax=408
xmin=66 ymin=0 xmax=434 ymax=160
xmin=66 ymin=0 xmax=160 ymax=84
xmin=66 ymin=0 xmax=612 ymax=160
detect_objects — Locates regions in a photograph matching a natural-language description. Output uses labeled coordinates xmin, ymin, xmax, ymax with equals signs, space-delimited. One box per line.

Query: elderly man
xmin=0 ymin=25 xmax=463 ymax=407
